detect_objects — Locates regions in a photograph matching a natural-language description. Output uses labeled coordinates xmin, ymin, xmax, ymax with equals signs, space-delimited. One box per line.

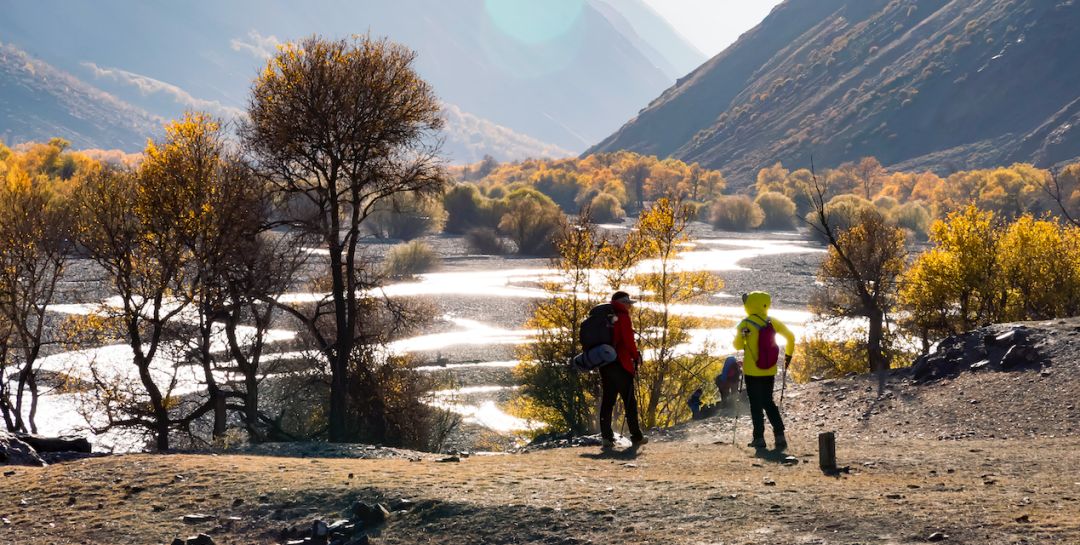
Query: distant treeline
xmin=448 ymin=153 xmax=1080 ymax=242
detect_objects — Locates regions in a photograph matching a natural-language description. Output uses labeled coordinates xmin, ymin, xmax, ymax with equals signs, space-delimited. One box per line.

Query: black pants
xmin=599 ymin=363 xmax=642 ymax=442
xmin=744 ymin=375 xmax=784 ymax=439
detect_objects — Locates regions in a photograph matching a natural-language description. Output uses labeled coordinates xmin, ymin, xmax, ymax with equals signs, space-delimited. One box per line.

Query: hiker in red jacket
xmin=600 ymin=291 xmax=647 ymax=449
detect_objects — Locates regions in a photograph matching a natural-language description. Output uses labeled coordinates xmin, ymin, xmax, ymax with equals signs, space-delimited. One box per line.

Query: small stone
xmin=182 ymin=514 xmax=216 ymax=524
xmin=175 ymin=474 xmax=186 ymax=482
xmin=603 ymin=514 xmax=615 ymax=522
xmin=885 ymin=493 xmax=904 ymax=499
xmin=1015 ymin=514 xmax=1031 ymax=523
xmin=436 ymin=456 xmax=460 ymax=463
xmin=312 ymin=520 xmax=329 ymax=537
xmin=1 ymin=517 xmax=11 ymax=525
xmin=152 ymin=505 xmax=166 ymax=512
xmin=763 ymin=478 xmax=776 ymax=486
xmin=3 ymin=471 xmax=14 ymax=477
xmin=232 ymin=498 xmax=244 ymax=507
xmin=186 ymin=534 xmax=216 ymax=545
xmin=348 ymin=473 xmax=354 ymax=479
xmin=18 ymin=499 xmax=28 ymax=507
xmin=389 ymin=498 xmax=415 ymax=512
xmin=927 ymin=531 xmax=949 ymax=542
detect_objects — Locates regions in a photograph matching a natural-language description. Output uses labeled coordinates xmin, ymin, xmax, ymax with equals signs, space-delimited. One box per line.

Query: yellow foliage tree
xmin=0 ymin=141 xmax=86 ymax=433
xmin=631 ymin=198 xmax=722 ymax=428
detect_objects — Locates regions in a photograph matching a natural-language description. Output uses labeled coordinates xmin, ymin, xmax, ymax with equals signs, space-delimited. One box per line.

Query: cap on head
xmin=611 ymin=291 xmax=637 ymax=306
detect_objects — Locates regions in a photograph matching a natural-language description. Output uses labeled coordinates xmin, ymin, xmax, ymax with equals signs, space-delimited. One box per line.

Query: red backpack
xmin=745 ymin=317 xmax=780 ymax=370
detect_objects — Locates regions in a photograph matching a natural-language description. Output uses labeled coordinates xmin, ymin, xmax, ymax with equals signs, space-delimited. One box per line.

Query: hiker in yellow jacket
xmin=733 ymin=291 xmax=795 ymax=450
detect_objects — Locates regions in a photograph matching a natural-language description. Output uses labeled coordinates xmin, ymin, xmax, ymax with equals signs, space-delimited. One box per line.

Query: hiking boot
xmin=631 ymin=436 xmax=648 ymax=447
xmin=601 ymin=438 xmax=616 ymax=450
xmin=747 ymin=437 xmax=767 ymax=449
xmin=774 ymin=433 xmax=788 ymax=451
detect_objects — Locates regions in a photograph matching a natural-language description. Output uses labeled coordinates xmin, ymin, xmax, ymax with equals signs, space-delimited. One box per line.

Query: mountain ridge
xmin=0 ymin=0 xmax=701 ymax=161
xmin=589 ymin=0 xmax=1080 ymax=185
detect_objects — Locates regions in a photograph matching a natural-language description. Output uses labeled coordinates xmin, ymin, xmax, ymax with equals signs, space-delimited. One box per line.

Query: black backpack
xmin=579 ymin=304 xmax=616 ymax=351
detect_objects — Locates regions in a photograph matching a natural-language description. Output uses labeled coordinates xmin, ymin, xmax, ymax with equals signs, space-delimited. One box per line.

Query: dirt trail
xmin=3 ymin=433 xmax=1078 ymax=545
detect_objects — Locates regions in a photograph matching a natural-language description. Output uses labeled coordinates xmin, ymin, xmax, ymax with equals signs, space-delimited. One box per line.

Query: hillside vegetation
xmin=590 ymin=0 xmax=1080 ymax=185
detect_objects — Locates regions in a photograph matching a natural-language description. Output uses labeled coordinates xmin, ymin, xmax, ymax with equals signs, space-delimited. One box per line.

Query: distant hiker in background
xmin=689 ymin=356 xmax=741 ymax=420
xmin=715 ymin=355 xmax=742 ymax=406
xmin=599 ymin=291 xmax=647 ymax=449
xmin=733 ymin=292 xmax=795 ymax=451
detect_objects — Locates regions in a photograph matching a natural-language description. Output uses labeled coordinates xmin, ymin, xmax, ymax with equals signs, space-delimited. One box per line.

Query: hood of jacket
xmin=742 ymin=291 xmax=771 ymax=319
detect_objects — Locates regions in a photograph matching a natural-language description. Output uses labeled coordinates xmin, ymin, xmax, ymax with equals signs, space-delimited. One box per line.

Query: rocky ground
xmin=4 ymin=318 xmax=1080 ymax=544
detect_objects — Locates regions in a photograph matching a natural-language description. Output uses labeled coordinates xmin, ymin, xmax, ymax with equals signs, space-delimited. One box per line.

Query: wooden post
xmin=818 ymin=432 xmax=837 ymax=472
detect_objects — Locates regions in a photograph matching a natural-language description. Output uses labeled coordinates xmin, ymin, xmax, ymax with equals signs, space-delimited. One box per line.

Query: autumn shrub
xmin=465 ymin=227 xmax=512 ymax=255
xmin=755 ymin=191 xmax=797 ymax=230
xmin=709 ymin=194 xmax=764 ymax=231
xmin=997 ymin=216 xmax=1080 ymax=320
xmin=498 ymin=188 xmax=566 ymax=256
xmin=367 ymin=193 xmax=447 ymax=240
xmin=791 ymin=333 xmax=914 ymax=383
xmin=444 ymin=183 xmax=504 ymax=234
xmin=443 ymin=183 xmax=487 ymax=234
xmin=532 ymin=169 xmax=584 ymax=211
xmin=383 ymin=240 xmax=439 ymax=278
xmin=805 ymin=194 xmax=874 ymax=242
xmin=589 ymin=192 xmax=626 ymax=223
xmin=890 ymin=201 xmax=932 ymax=240
xmin=873 ymin=195 xmax=899 ymax=211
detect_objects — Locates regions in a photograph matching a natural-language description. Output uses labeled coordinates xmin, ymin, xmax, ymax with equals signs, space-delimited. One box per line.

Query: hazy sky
xmin=642 ymin=0 xmax=784 ymax=56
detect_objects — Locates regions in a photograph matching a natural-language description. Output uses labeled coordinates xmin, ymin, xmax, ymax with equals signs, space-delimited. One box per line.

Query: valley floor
xmin=3 ymin=433 xmax=1078 ymax=544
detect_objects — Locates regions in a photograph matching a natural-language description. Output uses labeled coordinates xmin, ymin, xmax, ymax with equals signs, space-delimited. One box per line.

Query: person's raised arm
xmin=773 ymin=318 xmax=796 ymax=357
xmin=733 ymin=319 xmax=747 ymax=350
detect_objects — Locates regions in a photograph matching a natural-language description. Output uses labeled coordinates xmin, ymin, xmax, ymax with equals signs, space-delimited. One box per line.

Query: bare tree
xmin=76 ymin=166 xmax=192 ymax=450
xmin=1041 ymin=168 xmax=1080 ymax=228
xmin=243 ymin=35 xmax=446 ymax=442
xmin=805 ymin=162 xmax=907 ymax=393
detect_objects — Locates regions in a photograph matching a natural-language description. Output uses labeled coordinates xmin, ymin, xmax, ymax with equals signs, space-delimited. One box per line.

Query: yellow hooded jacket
xmin=733 ymin=291 xmax=795 ymax=377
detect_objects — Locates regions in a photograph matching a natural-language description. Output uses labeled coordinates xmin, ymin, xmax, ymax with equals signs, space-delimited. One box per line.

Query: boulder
xmin=14 ymin=435 xmax=91 ymax=454
xmin=349 ymin=501 xmax=388 ymax=527
xmin=173 ymin=534 xmax=214 ymax=545
xmin=0 ymin=431 xmax=45 ymax=467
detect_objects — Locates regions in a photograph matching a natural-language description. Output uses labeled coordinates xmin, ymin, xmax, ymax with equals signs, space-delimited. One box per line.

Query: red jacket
xmin=611 ymin=301 xmax=640 ymax=375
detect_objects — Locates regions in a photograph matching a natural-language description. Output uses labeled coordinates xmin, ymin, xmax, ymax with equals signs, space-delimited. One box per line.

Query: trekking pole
xmin=730 ymin=370 xmax=742 ymax=446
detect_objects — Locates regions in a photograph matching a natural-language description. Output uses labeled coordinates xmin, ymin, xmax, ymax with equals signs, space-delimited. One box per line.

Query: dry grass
xmin=3 ymin=433 xmax=1078 ymax=544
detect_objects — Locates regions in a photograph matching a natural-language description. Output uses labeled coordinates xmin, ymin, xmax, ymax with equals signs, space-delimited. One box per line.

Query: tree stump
xmin=818 ymin=432 xmax=837 ymax=472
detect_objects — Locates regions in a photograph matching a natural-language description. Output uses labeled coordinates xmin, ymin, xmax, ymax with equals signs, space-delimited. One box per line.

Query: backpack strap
xmin=741 ymin=315 xmax=770 ymax=331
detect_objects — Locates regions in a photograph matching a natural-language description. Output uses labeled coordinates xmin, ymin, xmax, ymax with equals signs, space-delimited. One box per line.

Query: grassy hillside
xmin=590 ymin=0 xmax=1080 ymax=186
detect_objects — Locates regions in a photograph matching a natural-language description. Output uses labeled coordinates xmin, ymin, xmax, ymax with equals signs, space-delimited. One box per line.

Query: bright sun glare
xmin=484 ymin=0 xmax=586 ymax=44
